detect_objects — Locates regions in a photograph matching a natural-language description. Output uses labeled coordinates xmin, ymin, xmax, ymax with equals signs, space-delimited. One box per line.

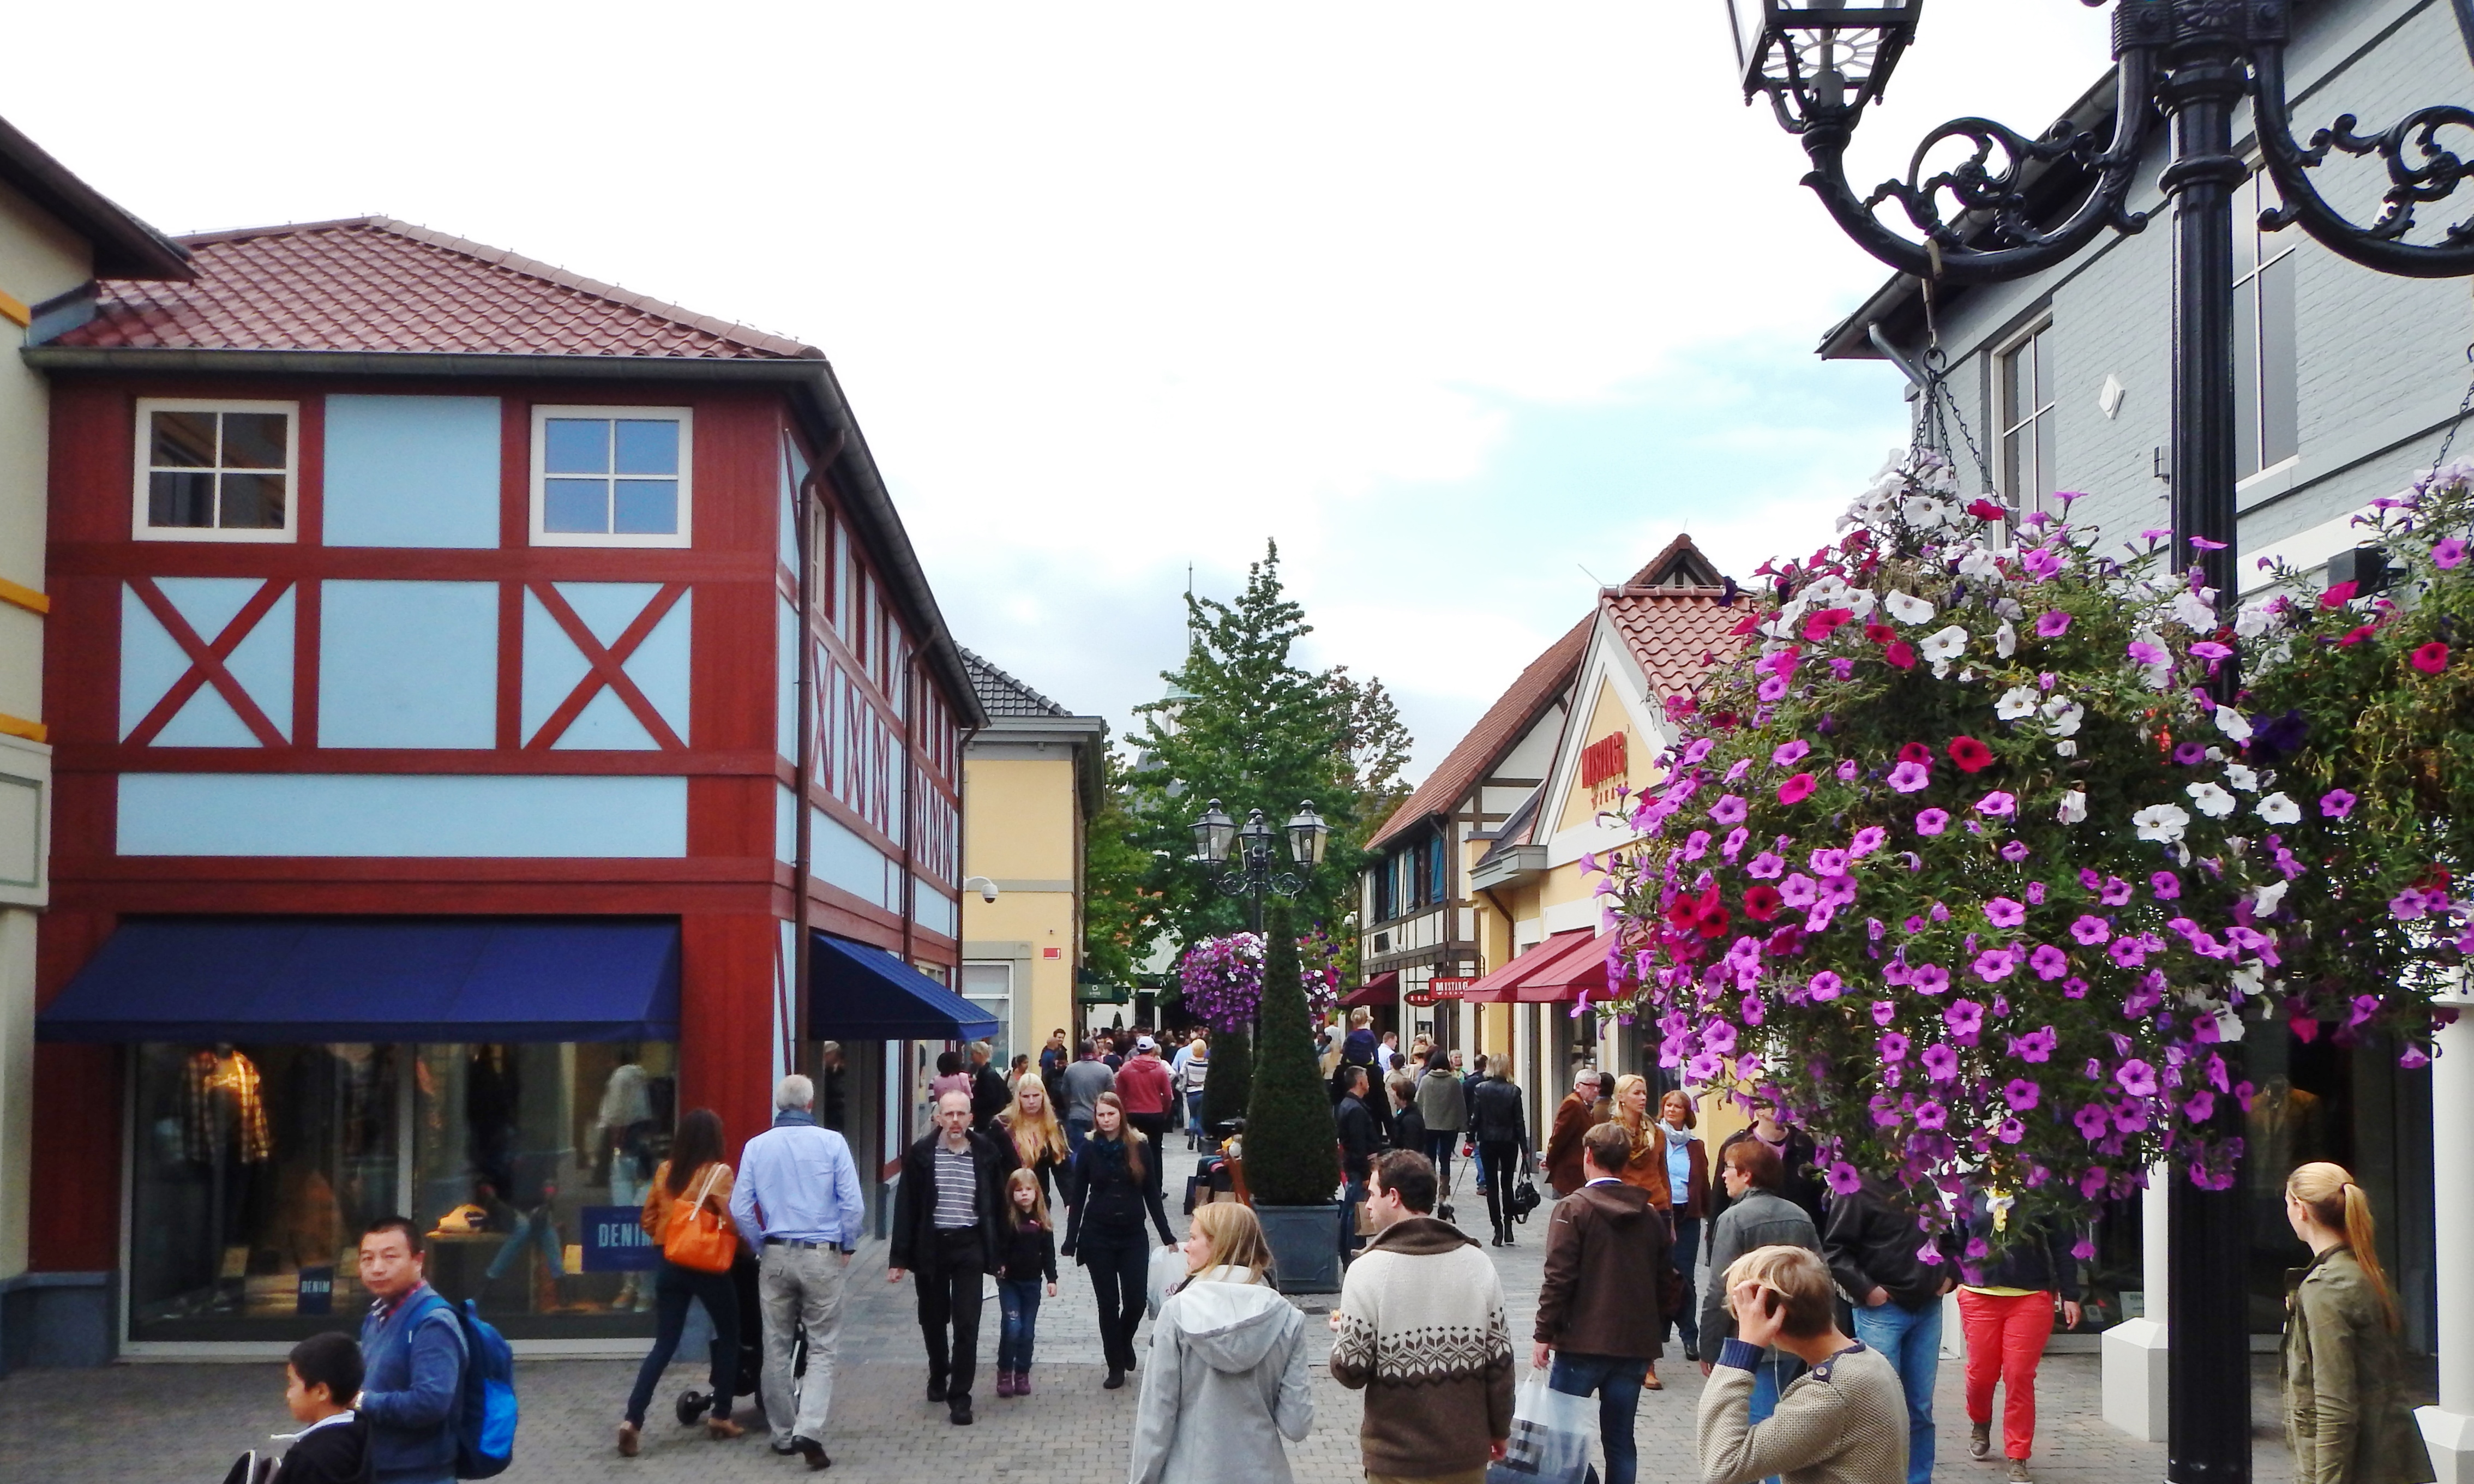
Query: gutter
xmin=20 ymin=345 xmax=990 ymax=733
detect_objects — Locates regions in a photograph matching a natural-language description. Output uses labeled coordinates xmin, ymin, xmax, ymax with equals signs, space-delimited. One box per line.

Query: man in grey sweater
xmin=1700 ymin=1138 xmax=1823 ymax=1484
xmin=1060 ymin=1039 xmax=1115 ymax=1162
xmin=1698 ymin=1244 xmax=1907 ymax=1484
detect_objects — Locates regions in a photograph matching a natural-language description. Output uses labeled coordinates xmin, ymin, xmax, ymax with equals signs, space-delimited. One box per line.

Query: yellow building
xmin=0 ymin=120 xmax=189 ymax=1371
xmin=958 ymin=650 xmax=1105 ymax=1068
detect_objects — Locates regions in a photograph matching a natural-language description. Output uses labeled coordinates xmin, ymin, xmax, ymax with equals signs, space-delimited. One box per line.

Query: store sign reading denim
xmin=296 ymin=1266 xmax=334 ymax=1316
xmin=580 ymin=1205 xmax=658 ymax=1271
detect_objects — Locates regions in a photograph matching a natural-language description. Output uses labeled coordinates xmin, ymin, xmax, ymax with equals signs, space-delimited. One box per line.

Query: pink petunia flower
xmin=1977 ymin=791 xmax=2017 ymax=818
xmin=2035 ymin=610 xmax=2073 ymax=638
xmin=2029 ymin=945 xmax=2070 ymax=980
xmin=1711 ymin=794 xmax=1750 ymax=825
xmin=2321 ymin=789 xmax=2357 ymax=819
xmin=1984 ymin=897 xmax=2027 ymax=928
xmin=1773 ymin=738 xmax=1810 ymax=766
xmin=1888 ymin=760 xmax=1931 ymax=794
xmin=2437 ymin=537 xmax=2467 ymax=569
xmin=1916 ymin=808 xmax=1950 ymax=836
xmin=1779 ymin=773 xmax=1817 ymax=805
xmin=2069 ymin=915 xmax=2112 ymax=946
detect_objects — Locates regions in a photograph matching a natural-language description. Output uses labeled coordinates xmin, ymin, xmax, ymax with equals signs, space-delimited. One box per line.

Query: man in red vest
xmin=1113 ymin=1035 xmax=1176 ymax=1151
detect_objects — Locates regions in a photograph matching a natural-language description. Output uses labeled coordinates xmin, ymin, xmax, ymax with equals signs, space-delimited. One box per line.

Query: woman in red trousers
xmin=1956 ymin=1189 xmax=2082 ymax=1484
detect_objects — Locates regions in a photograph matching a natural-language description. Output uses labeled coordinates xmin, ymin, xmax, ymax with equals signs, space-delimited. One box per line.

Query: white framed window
xmin=131 ymin=398 xmax=299 ymax=542
xmin=2235 ymin=168 xmax=2301 ymax=478
xmin=529 ymin=405 xmax=693 ymax=548
xmin=960 ymin=961 xmax=1013 ymax=1067
xmin=1997 ymin=320 xmax=2057 ymax=515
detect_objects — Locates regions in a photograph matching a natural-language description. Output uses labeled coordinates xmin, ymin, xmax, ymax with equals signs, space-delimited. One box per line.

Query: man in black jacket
xmin=1822 ymin=1175 xmax=1955 ymax=1484
xmin=1706 ymin=1098 xmax=1826 ymax=1228
xmin=966 ymin=1041 xmax=1011 ymax=1132
xmin=1467 ymin=1064 xmax=1532 ymax=1246
xmin=1335 ymin=1066 xmax=1388 ymax=1252
xmin=888 ymin=1090 xmax=1014 ymax=1425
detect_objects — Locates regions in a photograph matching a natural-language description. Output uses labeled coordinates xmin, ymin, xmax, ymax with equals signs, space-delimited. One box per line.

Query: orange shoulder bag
xmin=662 ymin=1162 xmax=737 ymax=1273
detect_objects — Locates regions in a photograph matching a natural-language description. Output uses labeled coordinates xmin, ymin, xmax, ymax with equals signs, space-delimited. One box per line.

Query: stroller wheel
xmin=676 ymin=1389 xmax=710 ymax=1427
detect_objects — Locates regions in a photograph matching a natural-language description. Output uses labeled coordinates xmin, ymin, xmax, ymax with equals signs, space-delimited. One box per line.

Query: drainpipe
xmin=792 ymin=432 xmax=845 ymax=1081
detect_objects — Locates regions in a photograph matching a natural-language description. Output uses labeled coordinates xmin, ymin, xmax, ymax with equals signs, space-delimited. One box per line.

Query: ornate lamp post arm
xmin=2250 ymin=37 xmax=2474 ymax=278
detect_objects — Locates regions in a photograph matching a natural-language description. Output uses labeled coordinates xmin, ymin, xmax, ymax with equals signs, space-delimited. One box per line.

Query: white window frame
xmin=528 ymin=404 xmax=694 ymax=549
xmin=1994 ymin=317 xmax=2058 ymax=516
xmin=130 ymin=398 xmax=301 ymax=544
xmin=2234 ymin=165 xmax=2301 ymax=481
xmin=959 ymin=960 xmax=1015 ymax=1066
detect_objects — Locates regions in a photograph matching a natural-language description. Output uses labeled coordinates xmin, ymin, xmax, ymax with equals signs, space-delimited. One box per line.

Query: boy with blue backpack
xmin=354 ymin=1217 xmax=518 ymax=1484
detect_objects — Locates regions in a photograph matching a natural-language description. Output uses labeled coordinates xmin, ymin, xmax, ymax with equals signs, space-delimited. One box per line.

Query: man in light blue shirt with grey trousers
xmin=731 ymin=1074 xmax=867 ymax=1470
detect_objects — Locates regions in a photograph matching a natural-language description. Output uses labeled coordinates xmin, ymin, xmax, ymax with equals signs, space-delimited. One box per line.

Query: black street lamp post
xmin=1722 ymin=3 xmax=2474 ymax=1480
xmin=1190 ymin=798 xmax=1330 ymax=933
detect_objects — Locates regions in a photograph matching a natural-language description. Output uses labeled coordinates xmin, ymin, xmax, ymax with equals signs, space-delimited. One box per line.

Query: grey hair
xmin=971 ymin=1040 xmax=992 ymax=1056
xmin=775 ymin=1074 xmax=816 ymax=1111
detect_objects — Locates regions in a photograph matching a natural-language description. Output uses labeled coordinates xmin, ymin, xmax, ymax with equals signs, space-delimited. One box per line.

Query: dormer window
xmin=530 ymin=406 xmax=693 ymax=548
xmin=133 ymin=399 xmax=298 ymax=542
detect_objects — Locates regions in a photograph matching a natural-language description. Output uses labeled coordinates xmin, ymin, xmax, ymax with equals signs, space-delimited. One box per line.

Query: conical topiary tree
xmin=1198 ymin=1025 xmax=1252 ymax=1132
xmin=1243 ymin=902 xmax=1340 ymax=1206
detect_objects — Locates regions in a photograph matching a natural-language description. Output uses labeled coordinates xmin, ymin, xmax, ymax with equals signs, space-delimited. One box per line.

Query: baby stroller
xmin=674 ymin=1250 xmax=803 ymax=1427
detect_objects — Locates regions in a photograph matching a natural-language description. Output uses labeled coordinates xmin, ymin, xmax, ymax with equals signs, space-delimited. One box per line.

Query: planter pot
xmin=1255 ymin=1202 xmax=1344 ymax=1294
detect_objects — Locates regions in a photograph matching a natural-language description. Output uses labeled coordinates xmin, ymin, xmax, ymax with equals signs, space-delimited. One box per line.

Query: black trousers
xmin=1080 ymin=1229 xmax=1151 ymax=1372
xmin=916 ymin=1228 xmax=986 ymax=1402
xmin=1479 ymin=1139 xmax=1521 ymax=1233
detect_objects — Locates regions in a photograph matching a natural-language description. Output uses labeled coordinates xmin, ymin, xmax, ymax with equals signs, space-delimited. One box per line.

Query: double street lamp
xmin=1190 ymin=798 xmax=1330 ymax=932
xmin=1721 ymin=3 xmax=2474 ymax=1480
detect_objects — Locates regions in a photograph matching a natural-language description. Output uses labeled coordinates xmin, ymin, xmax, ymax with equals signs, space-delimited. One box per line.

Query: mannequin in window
xmin=184 ymin=1044 xmax=272 ymax=1311
xmin=595 ymin=1049 xmax=658 ymax=1312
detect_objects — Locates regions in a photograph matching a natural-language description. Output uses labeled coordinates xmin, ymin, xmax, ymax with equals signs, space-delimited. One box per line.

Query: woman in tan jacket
xmin=1607 ymin=1074 xmax=1674 ymax=1387
xmin=619 ymin=1108 xmax=743 ymax=1454
xmin=2281 ymin=1162 xmax=2434 ymax=1484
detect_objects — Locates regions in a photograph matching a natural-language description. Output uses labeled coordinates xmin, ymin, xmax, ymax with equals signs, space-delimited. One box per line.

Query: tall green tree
xmin=1242 ymin=902 xmax=1340 ymax=1206
xmin=1124 ymin=541 xmax=1413 ymax=952
xmin=1080 ymin=750 xmax=1162 ymax=988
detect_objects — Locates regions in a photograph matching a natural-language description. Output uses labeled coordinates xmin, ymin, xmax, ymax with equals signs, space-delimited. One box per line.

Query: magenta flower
xmin=1945 ymin=999 xmax=1985 ymax=1038
xmin=2320 ymin=789 xmax=2357 ymax=819
xmin=2116 ymin=1060 xmax=2159 ymax=1097
xmin=2152 ymin=870 xmax=2187 ymax=900
xmin=1871 ymin=1000 xmax=1897 ymax=1028
xmin=1878 ymin=1032 xmax=1911 ymax=1062
xmin=1995 ymin=1118 xmax=2027 ymax=1145
xmin=2391 ymin=888 xmax=2431 ymax=922
xmin=1773 ymin=738 xmax=1811 ymax=766
xmin=1984 ymin=896 xmax=2027 ymax=928
xmin=1688 ymin=1051 xmax=1725 ymax=1081
xmin=2100 ymin=876 xmax=2134 ymax=906
xmin=2069 ymin=915 xmax=2112 ymax=946
xmin=1916 ymin=808 xmax=1951 ymax=836
xmin=1711 ymin=794 xmax=1749 ymax=825
xmin=1683 ymin=737 xmax=1715 ymax=765
xmin=2001 ymin=841 xmax=2031 ymax=863
xmin=1780 ymin=874 xmax=1820 ymax=909
xmin=1977 ymin=790 xmax=2017 ymax=818
xmin=1826 ymin=1161 xmax=1863 ymax=1197
xmin=1779 ymin=772 xmax=1817 ymax=805
xmin=1973 ymin=948 xmax=2018 ymax=982
xmin=1912 ymin=963 xmax=1950 ymax=995
xmin=1808 ymin=970 xmax=1844 ymax=1002
xmin=2438 ymin=537 xmax=2467 ymax=570
xmin=1888 ymin=760 xmax=1931 ymax=793
xmin=2003 ymin=1078 xmax=2041 ymax=1110
xmin=2109 ymin=936 xmax=2149 ymax=968
xmin=2029 ymin=945 xmax=2070 ymax=980
xmin=1914 ymin=1101 xmax=1949 ymax=1130
xmin=1921 ymin=1044 xmax=1960 ymax=1082
xmin=1809 ymin=847 xmax=1850 ymax=874
xmin=2128 ymin=640 xmax=2169 ymax=666
xmin=1726 ymin=758 xmax=1752 ymax=783
xmin=1745 ymin=851 xmax=1784 ymax=879
xmin=1848 ymin=825 xmax=1888 ymax=858
xmin=2011 ymin=1026 xmax=2058 ymax=1062
xmin=1721 ymin=827 xmax=1750 ymax=860
xmin=1702 ymin=1020 xmax=1739 ymax=1055
xmin=2035 ymin=610 xmax=2073 ymax=638
xmin=2073 ymin=1104 xmax=2111 ymax=1140
xmin=1682 ymin=830 xmax=1710 ymax=861
xmin=1836 ymin=758 xmax=1859 ymax=780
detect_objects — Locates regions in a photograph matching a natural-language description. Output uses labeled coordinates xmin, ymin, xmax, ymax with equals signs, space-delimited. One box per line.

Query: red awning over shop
xmin=1459 ymin=929 xmax=1590 ymax=1004
xmin=1514 ymin=930 xmax=1619 ymax=1004
xmin=1340 ymin=971 xmax=1400 ymax=1009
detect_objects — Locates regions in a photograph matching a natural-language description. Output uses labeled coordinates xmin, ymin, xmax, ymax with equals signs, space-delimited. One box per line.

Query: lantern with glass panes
xmin=1188 ymin=798 xmax=1328 ymax=932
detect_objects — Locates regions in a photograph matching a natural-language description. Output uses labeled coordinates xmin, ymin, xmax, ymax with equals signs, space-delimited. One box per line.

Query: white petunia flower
xmin=2187 ymin=782 xmax=2237 ymax=818
xmin=1959 ymin=548 xmax=2005 ymax=582
xmin=2213 ymin=707 xmax=2253 ymax=742
xmin=1885 ymin=591 xmax=1937 ymax=625
xmin=1993 ymin=597 xmax=2025 ymax=621
xmin=2056 ymin=740 xmax=2078 ymax=758
xmin=2253 ymin=879 xmax=2290 ymax=915
xmin=1920 ymin=625 xmax=1970 ymax=663
xmin=1995 ymin=621 xmax=2019 ymax=659
xmin=2224 ymin=764 xmax=2259 ymax=792
xmin=2058 ymin=789 xmax=2088 ymax=824
xmin=2256 ymin=792 xmax=2301 ymax=825
xmin=2172 ymin=591 xmax=2217 ymax=630
xmin=2134 ymin=803 xmax=2191 ymax=843
xmin=2233 ymin=601 xmax=2278 ymax=639
xmin=1995 ymin=686 xmax=2039 ymax=721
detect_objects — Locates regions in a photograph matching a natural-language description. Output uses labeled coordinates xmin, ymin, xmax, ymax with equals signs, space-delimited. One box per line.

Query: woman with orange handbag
xmin=619 ymin=1108 xmax=745 ymax=1454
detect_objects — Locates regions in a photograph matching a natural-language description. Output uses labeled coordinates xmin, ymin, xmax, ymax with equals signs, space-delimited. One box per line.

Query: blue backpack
xmin=410 ymin=1294 xmax=518 ymax=1478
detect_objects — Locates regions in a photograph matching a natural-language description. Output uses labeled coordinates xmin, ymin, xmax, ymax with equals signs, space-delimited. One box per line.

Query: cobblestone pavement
xmin=2 ymin=1140 xmax=2295 ymax=1483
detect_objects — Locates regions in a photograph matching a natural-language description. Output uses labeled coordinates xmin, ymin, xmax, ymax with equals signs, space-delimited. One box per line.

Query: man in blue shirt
xmin=353 ymin=1217 xmax=464 ymax=1484
xmin=731 ymin=1074 xmax=867 ymax=1470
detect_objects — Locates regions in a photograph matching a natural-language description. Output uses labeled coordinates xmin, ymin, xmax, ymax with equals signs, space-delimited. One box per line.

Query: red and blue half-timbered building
xmin=21 ymin=218 xmax=986 ymax=1357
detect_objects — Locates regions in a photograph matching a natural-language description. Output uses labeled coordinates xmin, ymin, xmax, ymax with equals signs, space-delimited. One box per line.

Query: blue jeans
xmin=485 ymin=1205 xmax=565 ymax=1281
xmin=996 ymin=1277 xmax=1043 ymax=1372
xmin=1066 ymin=1118 xmax=1092 ymax=1163
xmin=1852 ymin=1299 xmax=1942 ymax=1484
xmin=1668 ymin=1216 xmax=1702 ymax=1351
xmin=1748 ymin=1350 xmax=1808 ymax=1484
xmin=1425 ymin=1130 xmax=1458 ymax=1194
xmin=622 ymin=1260 xmax=738 ymax=1425
xmin=1548 ymin=1351 xmax=1645 ymax=1484
xmin=1185 ymin=1090 xmax=1204 ymax=1139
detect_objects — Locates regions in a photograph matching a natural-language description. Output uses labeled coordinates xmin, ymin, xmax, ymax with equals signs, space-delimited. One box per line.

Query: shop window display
xmin=130 ymin=1043 xmax=400 ymax=1341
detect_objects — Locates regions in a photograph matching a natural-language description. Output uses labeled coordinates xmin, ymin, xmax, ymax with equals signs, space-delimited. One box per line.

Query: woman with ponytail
xmin=2281 ymin=1162 xmax=2434 ymax=1484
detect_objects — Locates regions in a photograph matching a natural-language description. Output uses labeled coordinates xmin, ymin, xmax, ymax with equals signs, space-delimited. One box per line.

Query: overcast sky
xmin=14 ymin=2 xmax=2115 ymax=778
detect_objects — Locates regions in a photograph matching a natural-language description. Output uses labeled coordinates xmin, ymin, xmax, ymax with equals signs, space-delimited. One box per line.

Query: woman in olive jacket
xmin=2281 ymin=1162 xmax=2435 ymax=1484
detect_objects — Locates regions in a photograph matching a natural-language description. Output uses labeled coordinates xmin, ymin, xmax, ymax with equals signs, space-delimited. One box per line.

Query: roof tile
xmin=961 ymin=647 xmax=1073 ymax=719
xmin=57 ymin=216 xmax=819 ymax=359
xmin=1367 ymin=615 xmax=1592 ymax=852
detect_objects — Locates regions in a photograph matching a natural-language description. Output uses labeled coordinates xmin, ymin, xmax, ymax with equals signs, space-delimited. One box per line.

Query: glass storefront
xmin=130 ymin=1041 xmax=677 ymax=1343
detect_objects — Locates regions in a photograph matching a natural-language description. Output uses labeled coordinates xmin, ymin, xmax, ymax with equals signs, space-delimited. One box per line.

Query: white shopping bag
xmin=1485 ymin=1369 xmax=1601 ymax=1484
xmin=1146 ymin=1243 xmax=1189 ymax=1318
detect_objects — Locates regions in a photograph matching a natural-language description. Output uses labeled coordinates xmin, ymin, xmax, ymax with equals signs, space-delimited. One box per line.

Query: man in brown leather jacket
xmin=1541 ymin=1069 xmax=1607 ymax=1197
xmin=1532 ymin=1122 xmax=1666 ymax=1484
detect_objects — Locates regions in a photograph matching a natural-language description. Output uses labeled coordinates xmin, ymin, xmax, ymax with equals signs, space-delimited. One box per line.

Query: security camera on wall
xmin=964 ymin=876 xmax=1000 ymax=904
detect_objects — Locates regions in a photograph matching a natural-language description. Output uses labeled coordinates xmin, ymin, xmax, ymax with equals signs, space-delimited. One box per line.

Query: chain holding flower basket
xmin=1176 ymin=930 xmax=1341 ymax=1034
xmin=1592 ymin=451 xmax=2386 ymax=1240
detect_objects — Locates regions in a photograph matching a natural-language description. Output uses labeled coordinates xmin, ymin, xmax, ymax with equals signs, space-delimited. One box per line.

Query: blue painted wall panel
xmin=219 ymin=586 xmax=294 ymax=740
xmin=520 ymin=587 xmax=592 ymax=742
xmin=556 ymin=687 xmax=658 ymax=750
xmin=912 ymin=878 xmax=956 ymax=938
xmin=323 ymin=395 xmax=502 ymax=549
xmin=320 ymin=580 xmax=498 ymax=748
xmin=812 ymin=807 xmax=892 ymax=909
xmin=120 ymin=586 xmax=191 ymax=740
xmin=117 ymin=773 xmax=687 ymax=857
xmin=776 ymin=599 xmax=798 ymax=764
xmin=621 ymin=592 xmax=690 ymax=741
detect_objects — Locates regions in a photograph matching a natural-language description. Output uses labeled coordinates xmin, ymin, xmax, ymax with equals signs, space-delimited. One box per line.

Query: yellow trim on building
xmin=0 ymin=289 xmax=27 ymax=328
xmin=0 ymin=713 xmax=45 ymax=744
xmin=0 ymin=577 xmax=49 ymax=616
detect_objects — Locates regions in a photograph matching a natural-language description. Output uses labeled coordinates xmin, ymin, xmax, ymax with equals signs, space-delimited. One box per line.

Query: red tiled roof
xmin=1367 ymin=614 xmax=1591 ymax=852
xmin=1605 ymin=585 xmax=1743 ymax=699
xmin=56 ymin=216 xmax=820 ymax=359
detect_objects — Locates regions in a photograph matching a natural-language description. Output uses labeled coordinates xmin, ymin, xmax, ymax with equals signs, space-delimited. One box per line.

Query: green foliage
xmin=1199 ymin=1026 xmax=1253 ymax=1131
xmin=1082 ymin=750 xmax=1162 ymax=987
xmin=1122 ymin=542 xmax=1413 ymax=951
xmin=1244 ymin=902 xmax=1341 ymax=1207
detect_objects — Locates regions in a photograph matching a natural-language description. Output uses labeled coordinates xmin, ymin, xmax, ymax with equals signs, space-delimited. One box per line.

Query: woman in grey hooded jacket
xmin=1127 ymin=1203 xmax=1312 ymax=1484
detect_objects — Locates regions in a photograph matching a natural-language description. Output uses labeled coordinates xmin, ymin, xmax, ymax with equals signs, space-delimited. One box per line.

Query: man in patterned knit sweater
xmin=1699 ymin=1244 xmax=1908 ymax=1484
xmin=1330 ymin=1149 xmax=1515 ymax=1484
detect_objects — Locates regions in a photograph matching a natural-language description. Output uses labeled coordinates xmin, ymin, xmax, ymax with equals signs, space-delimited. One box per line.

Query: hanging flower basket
xmin=1176 ymin=930 xmax=1341 ymax=1033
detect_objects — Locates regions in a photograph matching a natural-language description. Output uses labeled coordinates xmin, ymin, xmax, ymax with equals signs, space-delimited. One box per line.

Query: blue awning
xmin=809 ymin=933 xmax=997 ymax=1042
xmin=38 ymin=917 xmax=681 ymax=1043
